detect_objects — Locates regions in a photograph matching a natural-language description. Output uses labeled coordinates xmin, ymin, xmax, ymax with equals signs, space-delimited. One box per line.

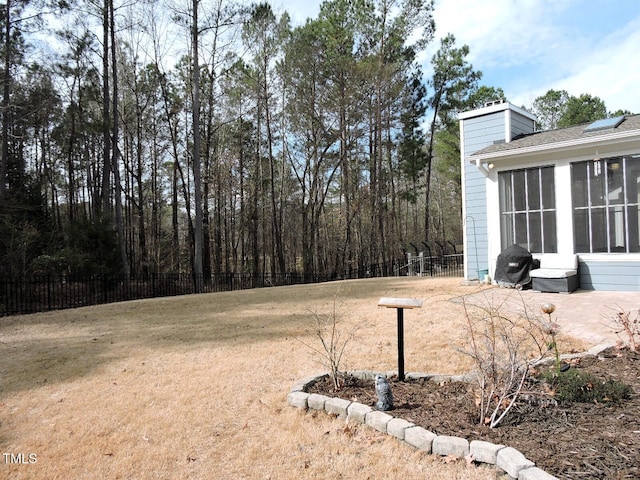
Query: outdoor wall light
xmin=593 ymin=159 xmax=602 ymax=177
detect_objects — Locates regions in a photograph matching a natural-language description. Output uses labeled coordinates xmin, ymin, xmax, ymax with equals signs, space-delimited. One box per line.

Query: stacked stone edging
xmin=287 ymin=370 xmax=556 ymax=480
xmin=288 ymin=343 xmax=616 ymax=480
xmin=288 ymin=344 xmax=616 ymax=478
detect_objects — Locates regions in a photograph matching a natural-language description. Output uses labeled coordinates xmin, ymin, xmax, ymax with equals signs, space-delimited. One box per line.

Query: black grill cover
xmin=494 ymin=244 xmax=534 ymax=288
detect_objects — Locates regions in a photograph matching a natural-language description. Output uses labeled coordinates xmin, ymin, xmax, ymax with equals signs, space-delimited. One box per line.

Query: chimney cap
xmin=483 ymin=99 xmax=506 ymax=108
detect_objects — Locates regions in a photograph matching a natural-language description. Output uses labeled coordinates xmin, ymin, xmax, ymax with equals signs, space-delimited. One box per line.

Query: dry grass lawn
xmin=0 ymin=277 xmax=586 ymax=479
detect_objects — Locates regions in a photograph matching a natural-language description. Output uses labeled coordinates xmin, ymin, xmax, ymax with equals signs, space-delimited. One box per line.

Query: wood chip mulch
xmin=308 ymin=347 xmax=640 ymax=479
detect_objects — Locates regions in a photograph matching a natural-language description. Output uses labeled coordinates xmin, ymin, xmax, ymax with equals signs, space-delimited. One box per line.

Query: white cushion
xmin=529 ymin=254 xmax=578 ymax=279
xmin=529 ymin=268 xmax=577 ymax=279
xmin=537 ymin=254 xmax=578 ymax=270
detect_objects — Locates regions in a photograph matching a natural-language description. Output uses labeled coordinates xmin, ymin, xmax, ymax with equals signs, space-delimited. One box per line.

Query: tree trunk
xmin=424 ymin=91 xmax=442 ymax=242
xmin=0 ymin=0 xmax=10 ymax=200
xmin=339 ymin=89 xmax=351 ymax=276
xmin=192 ymin=0 xmax=204 ymax=292
xmin=110 ymin=0 xmax=129 ymax=276
xmin=101 ymin=0 xmax=111 ymax=217
xmin=136 ymin=96 xmax=147 ymax=274
xmin=265 ymin=103 xmax=285 ymax=274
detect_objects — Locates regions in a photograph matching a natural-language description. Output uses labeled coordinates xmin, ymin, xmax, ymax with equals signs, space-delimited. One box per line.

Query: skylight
xmin=583 ymin=115 xmax=625 ymax=132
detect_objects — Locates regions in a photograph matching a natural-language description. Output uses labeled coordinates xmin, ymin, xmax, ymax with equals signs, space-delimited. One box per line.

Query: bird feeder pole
xmin=378 ymin=297 xmax=423 ymax=381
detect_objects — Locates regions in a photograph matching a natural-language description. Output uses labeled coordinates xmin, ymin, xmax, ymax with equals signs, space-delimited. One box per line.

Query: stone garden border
xmin=287 ymin=344 xmax=614 ymax=480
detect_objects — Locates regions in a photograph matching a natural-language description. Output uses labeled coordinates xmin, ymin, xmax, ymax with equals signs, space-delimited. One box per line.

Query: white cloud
xmin=430 ymin=0 xmax=575 ymax=67
xmin=272 ymin=0 xmax=319 ymax=25
xmin=429 ymin=0 xmax=640 ymax=114
xmin=509 ymin=15 xmax=640 ymax=113
xmin=550 ymin=17 xmax=640 ymax=113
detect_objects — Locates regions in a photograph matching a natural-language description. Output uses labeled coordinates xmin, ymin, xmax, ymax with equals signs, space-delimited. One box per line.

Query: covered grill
xmin=494 ymin=244 xmax=535 ymax=289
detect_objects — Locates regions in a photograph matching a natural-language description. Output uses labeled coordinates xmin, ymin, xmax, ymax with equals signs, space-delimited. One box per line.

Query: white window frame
xmin=498 ymin=166 xmax=557 ymax=254
xmin=571 ymin=155 xmax=640 ymax=253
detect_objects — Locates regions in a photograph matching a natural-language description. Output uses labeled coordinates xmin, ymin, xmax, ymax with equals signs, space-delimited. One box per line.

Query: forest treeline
xmin=0 ymin=0 xmax=625 ymax=287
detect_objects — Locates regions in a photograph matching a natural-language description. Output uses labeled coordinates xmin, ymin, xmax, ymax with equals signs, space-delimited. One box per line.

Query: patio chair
xmin=529 ymin=254 xmax=579 ymax=293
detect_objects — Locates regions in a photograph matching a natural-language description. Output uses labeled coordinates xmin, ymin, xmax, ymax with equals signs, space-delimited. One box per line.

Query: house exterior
xmin=460 ymin=101 xmax=640 ymax=291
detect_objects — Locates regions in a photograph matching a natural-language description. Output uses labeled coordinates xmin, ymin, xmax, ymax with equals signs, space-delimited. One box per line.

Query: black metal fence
xmin=394 ymin=253 xmax=464 ymax=277
xmin=0 ymin=254 xmax=463 ymax=316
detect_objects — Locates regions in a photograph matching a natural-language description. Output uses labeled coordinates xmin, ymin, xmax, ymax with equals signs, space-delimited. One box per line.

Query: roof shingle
xmin=471 ymin=114 xmax=640 ymax=157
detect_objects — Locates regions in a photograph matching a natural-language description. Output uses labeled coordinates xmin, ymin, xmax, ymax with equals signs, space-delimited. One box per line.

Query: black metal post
xmin=397 ymin=307 xmax=405 ymax=381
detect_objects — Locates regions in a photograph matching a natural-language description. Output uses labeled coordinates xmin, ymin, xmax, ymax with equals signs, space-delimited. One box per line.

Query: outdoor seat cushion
xmin=529 ymin=254 xmax=578 ymax=279
xmin=529 ymin=267 xmax=577 ymax=279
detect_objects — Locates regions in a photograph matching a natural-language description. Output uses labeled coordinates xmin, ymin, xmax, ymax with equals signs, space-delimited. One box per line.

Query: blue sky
xmin=272 ymin=0 xmax=640 ymax=115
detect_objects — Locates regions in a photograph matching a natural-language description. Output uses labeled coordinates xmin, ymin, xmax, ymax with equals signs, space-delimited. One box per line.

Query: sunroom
xmin=461 ymin=102 xmax=640 ymax=291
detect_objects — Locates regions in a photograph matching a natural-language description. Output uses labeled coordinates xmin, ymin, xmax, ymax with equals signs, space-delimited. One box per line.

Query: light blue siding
xmin=511 ymin=112 xmax=535 ymax=137
xmin=464 ymin=176 xmax=488 ymax=278
xmin=464 ymin=114 xmax=506 ymax=152
xmin=462 ymin=111 xmax=507 ymax=279
xmin=462 ymin=106 xmax=537 ymax=280
xmin=578 ymin=260 xmax=640 ymax=291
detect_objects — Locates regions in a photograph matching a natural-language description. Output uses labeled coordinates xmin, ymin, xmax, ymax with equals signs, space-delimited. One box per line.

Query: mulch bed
xmin=307 ymin=347 xmax=640 ymax=479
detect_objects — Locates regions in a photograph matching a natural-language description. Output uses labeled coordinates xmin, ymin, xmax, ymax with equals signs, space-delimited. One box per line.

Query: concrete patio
xmin=463 ymin=286 xmax=640 ymax=348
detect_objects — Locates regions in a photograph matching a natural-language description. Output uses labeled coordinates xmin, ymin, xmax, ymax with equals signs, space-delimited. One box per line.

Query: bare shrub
xmin=459 ymin=293 xmax=552 ymax=428
xmin=298 ymin=287 xmax=364 ymax=390
xmin=609 ymin=307 xmax=640 ymax=351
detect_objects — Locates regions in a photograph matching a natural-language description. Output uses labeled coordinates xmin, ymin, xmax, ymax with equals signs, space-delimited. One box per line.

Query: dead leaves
xmin=342 ymin=422 xmax=356 ymax=438
xmin=441 ymin=454 xmax=458 ymax=464
xmin=364 ymin=435 xmax=386 ymax=446
xmin=323 ymin=419 xmax=387 ymax=446
xmin=440 ymin=452 xmax=476 ymax=468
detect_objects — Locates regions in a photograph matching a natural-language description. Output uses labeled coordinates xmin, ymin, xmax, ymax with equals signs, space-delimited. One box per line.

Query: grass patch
xmin=0 ymin=278 xmax=586 ymax=479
